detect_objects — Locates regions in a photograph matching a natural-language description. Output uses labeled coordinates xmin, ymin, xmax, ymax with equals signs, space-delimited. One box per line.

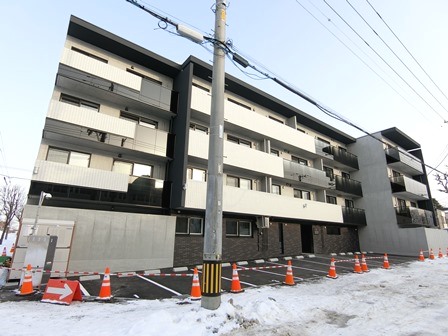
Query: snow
xmin=1 ymin=257 xmax=447 ymax=335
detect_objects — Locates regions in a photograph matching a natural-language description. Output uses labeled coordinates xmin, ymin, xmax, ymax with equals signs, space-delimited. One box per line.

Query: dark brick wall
xmin=313 ymin=226 xmax=360 ymax=254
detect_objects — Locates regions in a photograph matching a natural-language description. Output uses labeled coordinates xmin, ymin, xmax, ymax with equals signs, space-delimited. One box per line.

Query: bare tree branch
xmin=0 ymin=183 xmax=26 ymax=244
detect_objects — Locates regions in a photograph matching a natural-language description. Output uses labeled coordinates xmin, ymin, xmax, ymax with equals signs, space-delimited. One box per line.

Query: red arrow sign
xmin=42 ymin=279 xmax=82 ymax=305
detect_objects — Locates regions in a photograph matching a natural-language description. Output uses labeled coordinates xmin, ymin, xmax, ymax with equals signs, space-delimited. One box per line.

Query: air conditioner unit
xmin=257 ymin=216 xmax=270 ymax=229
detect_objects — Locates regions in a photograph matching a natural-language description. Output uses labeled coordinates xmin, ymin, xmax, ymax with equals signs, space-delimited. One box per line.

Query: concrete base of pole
xmin=201 ymin=296 xmax=221 ymax=310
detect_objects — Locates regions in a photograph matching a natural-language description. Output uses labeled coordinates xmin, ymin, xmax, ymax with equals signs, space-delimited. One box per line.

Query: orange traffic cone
xmin=97 ymin=267 xmax=112 ymax=300
xmin=361 ymin=254 xmax=370 ymax=272
xmin=326 ymin=258 xmax=338 ymax=279
xmin=230 ymin=263 xmax=244 ymax=293
xmin=438 ymin=248 xmax=443 ymax=258
xmin=17 ymin=264 xmax=36 ymax=296
xmin=418 ymin=249 xmax=425 ymax=262
xmin=382 ymin=253 xmax=390 ymax=269
xmin=10 ymin=243 xmax=15 ymax=254
xmin=353 ymin=255 xmax=363 ymax=274
xmin=190 ymin=267 xmax=201 ymax=300
xmin=1 ymin=247 xmax=6 ymax=256
xmin=429 ymin=249 xmax=435 ymax=260
xmin=283 ymin=260 xmax=295 ymax=286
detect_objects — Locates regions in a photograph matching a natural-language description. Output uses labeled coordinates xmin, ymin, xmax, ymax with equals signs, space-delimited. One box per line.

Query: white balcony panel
xmin=60 ymin=48 xmax=141 ymax=90
xmin=185 ymin=180 xmax=343 ymax=222
xmin=33 ymin=160 xmax=129 ymax=192
xmin=188 ymin=130 xmax=284 ymax=177
xmin=48 ymin=100 xmax=136 ymax=138
xmin=191 ymin=87 xmax=316 ymax=154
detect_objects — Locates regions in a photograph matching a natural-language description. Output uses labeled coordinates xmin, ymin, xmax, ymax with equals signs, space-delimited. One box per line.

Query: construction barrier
xmin=41 ymin=279 xmax=82 ymax=305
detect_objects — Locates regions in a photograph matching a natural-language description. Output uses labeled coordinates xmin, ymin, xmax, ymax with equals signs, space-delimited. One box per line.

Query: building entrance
xmin=301 ymin=224 xmax=314 ymax=253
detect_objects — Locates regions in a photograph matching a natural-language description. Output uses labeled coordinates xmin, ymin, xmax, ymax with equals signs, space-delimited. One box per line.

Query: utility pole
xmin=201 ymin=0 xmax=227 ymax=310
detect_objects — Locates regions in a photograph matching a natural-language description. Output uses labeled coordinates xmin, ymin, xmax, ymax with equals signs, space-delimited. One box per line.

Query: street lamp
xmin=31 ymin=191 xmax=52 ymax=235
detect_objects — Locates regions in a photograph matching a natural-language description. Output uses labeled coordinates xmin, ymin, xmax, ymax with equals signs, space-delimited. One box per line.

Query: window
xmin=270 ymin=148 xmax=280 ymax=157
xmin=227 ymin=97 xmax=251 ymax=110
xmin=226 ymin=219 xmax=252 ymax=237
xmin=297 ymin=128 xmax=306 ymax=133
xmin=268 ymin=115 xmax=284 ymax=124
xmin=326 ymin=195 xmax=337 ymax=204
xmin=227 ymin=135 xmax=251 ymax=147
xmin=324 ymin=166 xmax=334 ymax=180
xmin=294 ymin=189 xmax=311 ymax=200
xmin=272 ymin=184 xmax=281 ymax=195
xmin=292 ymin=156 xmax=308 ymax=166
xmin=113 ymin=161 xmax=152 ymax=177
xmin=345 ymin=199 xmax=354 ymax=208
xmin=392 ymin=170 xmax=401 ymax=178
xmin=60 ymin=93 xmax=100 ymax=112
xmin=190 ymin=123 xmax=208 ymax=134
xmin=47 ymin=148 xmax=90 ymax=167
xmin=126 ymin=68 xmax=162 ymax=85
xmin=120 ymin=111 xmax=158 ymax=129
xmin=226 ymin=175 xmax=252 ymax=190
xmin=341 ymin=172 xmax=350 ymax=179
xmin=71 ymin=46 xmax=108 ymax=63
xmin=192 ymin=82 xmax=210 ymax=93
xmin=326 ymin=226 xmax=341 ymax=235
xmin=187 ymin=168 xmax=207 ymax=182
xmin=176 ymin=217 xmax=203 ymax=235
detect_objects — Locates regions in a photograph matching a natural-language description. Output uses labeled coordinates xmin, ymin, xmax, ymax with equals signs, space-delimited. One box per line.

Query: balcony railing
xmin=323 ymin=146 xmax=359 ymax=170
xmin=335 ymin=175 xmax=363 ymax=197
xmin=315 ymin=139 xmax=333 ymax=159
xmin=342 ymin=207 xmax=366 ymax=225
xmin=389 ymin=176 xmax=429 ymax=200
xmin=395 ymin=206 xmax=434 ymax=228
xmin=283 ymin=160 xmax=332 ymax=189
xmin=385 ymin=147 xmax=423 ymax=176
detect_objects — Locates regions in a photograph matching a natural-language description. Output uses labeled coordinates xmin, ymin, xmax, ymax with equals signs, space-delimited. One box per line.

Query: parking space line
xmin=254 ymin=268 xmax=304 ymax=281
xmin=299 ymin=258 xmax=353 ymax=270
xmin=195 ymin=268 xmax=258 ymax=287
xmin=267 ymin=261 xmax=328 ymax=274
xmin=136 ymin=275 xmax=182 ymax=296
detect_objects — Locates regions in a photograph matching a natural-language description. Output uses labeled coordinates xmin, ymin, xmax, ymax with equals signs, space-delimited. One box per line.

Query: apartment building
xmin=13 ymin=16 xmax=446 ymax=276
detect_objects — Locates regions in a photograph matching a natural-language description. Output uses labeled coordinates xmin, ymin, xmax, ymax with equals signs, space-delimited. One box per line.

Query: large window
xmin=294 ymin=189 xmax=311 ymax=200
xmin=323 ymin=166 xmax=334 ymax=180
xmin=227 ymin=135 xmax=251 ymax=147
xmin=226 ymin=219 xmax=252 ymax=237
xmin=47 ymin=148 xmax=90 ymax=168
xmin=176 ymin=217 xmax=203 ymax=235
xmin=126 ymin=68 xmax=162 ymax=85
xmin=326 ymin=226 xmax=341 ymax=235
xmin=113 ymin=160 xmax=152 ymax=177
xmin=292 ymin=156 xmax=308 ymax=166
xmin=190 ymin=123 xmax=208 ymax=134
xmin=226 ymin=175 xmax=252 ymax=190
xmin=71 ymin=46 xmax=108 ymax=63
xmin=120 ymin=111 xmax=158 ymax=129
xmin=270 ymin=148 xmax=280 ymax=157
xmin=187 ymin=168 xmax=207 ymax=182
xmin=60 ymin=93 xmax=100 ymax=112
xmin=326 ymin=195 xmax=337 ymax=204
xmin=272 ymin=184 xmax=281 ymax=195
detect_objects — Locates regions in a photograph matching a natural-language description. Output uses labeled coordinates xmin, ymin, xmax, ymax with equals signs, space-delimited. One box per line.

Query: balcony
xmin=190 ymin=87 xmax=316 ymax=154
xmin=342 ymin=207 xmax=366 ymax=226
xmin=323 ymin=146 xmax=359 ymax=171
xmin=184 ymin=180 xmax=344 ymax=223
xmin=389 ymin=176 xmax=429 ymax=201
xmin=395 ymin=206 xmax=434 ymax=228
xmin=283 ymin=160 xmax=332 ymax=189
xmin=385 ymin=147 xmax=423 ymax=176
xmin=334 ymin=175 xmax=363 ymax=197
xmin=58 ymin=50 xmax=178 ymax=115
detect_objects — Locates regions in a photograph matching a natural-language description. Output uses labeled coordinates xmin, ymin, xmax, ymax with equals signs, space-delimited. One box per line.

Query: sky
xmin=1 ymin=0 xmax=448 ymax=205
xmin=1 ymin=244 xmax=447 ymax=335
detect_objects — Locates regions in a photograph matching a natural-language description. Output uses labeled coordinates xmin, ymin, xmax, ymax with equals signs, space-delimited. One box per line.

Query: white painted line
xmin=347 ymin=252 xmax=353 ymax=255
xmin=300 ymin=258 xmax=353 ymax=270
xmin=222 ymin=263 xmax=231 ymax=267
xmin=195 ymin=265 xmax=203 ymax=270
xmin=267 ymin=261 xmax=327 ymax=274
xmin=354 ymin=252 xmax=361 ymax=255
xmin=330 ymin=253 xmax=337 ymax=256
xmin=254 ymin=259 xmax=265 ymax=264
xmin=268 ymin=258 xmax=279 ymax=262
xmin=339 ymin=253 xmax=346 ymax=256
xmin=143 ymin=270 xmax=160 ymax=275
xmin=305 ymin=254 xmax=316 ymax=258
xmin=79 ymin=275 xmax=101 ymax=282
xmin=173 ymin=267 xmax=188 ymax=272
xmin=284 ymin=256 xmax=292 ymax=260
xmin=362 ymin=251 xmax=368 ymax=254
xmin=237 ymin=261 xmax=248 ymax=266
xmin=220 ymin=275 xmax=258 ymax=287
xmin=295 ymin=256 xmax=304 ymax=259
xmin=136 ymin=275 xmax=182 ymax=296
xmin=254 ymin=268 xmax=303 ymax=281
xmin=79 ymin=283 xmax=90 ymax=296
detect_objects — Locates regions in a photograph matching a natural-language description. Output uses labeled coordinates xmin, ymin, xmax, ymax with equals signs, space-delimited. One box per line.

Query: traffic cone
xmin=10 ymin=243 xmax=15 ymax=254
xmin=326 ymin=258 xmax=338 ymax=279
xmin=17 ymin=264 xmax=36 ymax=296
xmin=438 ymin=248 xmax=443 ymax=258
xmin=361 ymin=254 xmax=370 ymax=272
xmin=353 ymin=255 xmax=363 ymax=274
xmin=382 ymin=253 xmax=390 ymax=269
xmin=283 ymin=260 xmax=295 ymax=286
xmin=418 ymin=249 xmax=425 ymax=261
xmin=190 ymin=267 xmax=201 ymax=300
xmin=1 ymin=247 xmax=6 ymax=256
xmin=429 ymin=249 xmax=435 ymax=260
xmin=97 ymin=267 xmax=112 ymax=300
xmin=230 ymin=263 xmax=244 ymax=293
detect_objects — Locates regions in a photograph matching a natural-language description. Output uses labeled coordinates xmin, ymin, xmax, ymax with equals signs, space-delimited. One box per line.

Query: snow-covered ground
xmin=1 ymin=256 xmax=447 ymax=335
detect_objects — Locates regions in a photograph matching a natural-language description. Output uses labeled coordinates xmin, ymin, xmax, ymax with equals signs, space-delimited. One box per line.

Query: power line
xmin=322 ymin=0 xmax=448 ymax=123
xmin=345 ymin=0 xmax=448 ymax=119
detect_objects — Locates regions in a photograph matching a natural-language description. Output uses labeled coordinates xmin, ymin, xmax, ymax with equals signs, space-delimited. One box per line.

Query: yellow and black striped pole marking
xmin=202 ymin=261 xmax=222 ymax=297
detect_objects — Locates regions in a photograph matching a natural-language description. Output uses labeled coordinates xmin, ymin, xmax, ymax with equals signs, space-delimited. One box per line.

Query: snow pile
xmin=1 ymin=258 xmax=447 ymax=335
